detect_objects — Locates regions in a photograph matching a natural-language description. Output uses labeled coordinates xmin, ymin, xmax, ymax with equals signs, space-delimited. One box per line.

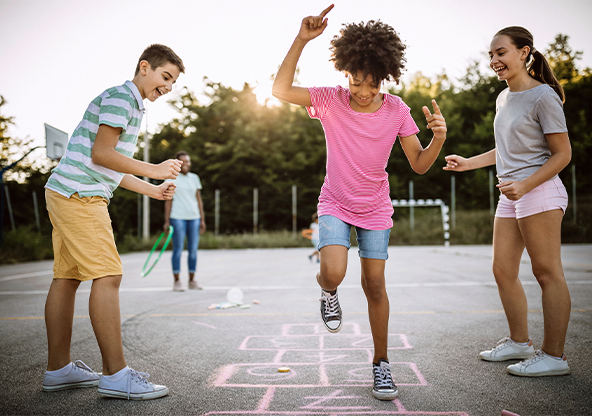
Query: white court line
xmin=0 ymin=271 xmax=53 ymax=282
xmin=1 ymin=280 xmax=591 ymax=296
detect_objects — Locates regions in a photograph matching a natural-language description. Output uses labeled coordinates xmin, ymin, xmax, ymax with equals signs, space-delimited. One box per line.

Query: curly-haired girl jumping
xmin=272 ymin=4 xmax=447 ymax=400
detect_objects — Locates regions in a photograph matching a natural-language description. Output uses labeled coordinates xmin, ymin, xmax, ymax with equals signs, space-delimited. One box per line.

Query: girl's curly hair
xmin=330 ymin=21 xmax=406 ymax=85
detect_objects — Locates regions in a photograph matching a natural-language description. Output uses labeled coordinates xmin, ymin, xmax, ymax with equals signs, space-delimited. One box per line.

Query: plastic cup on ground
xmin=227 ymin=287 xmax=244 ymax=304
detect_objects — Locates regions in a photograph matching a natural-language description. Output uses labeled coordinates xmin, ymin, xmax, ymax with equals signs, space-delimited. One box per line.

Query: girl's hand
xmin=200 ymin=220 xmax=207 ymax=234
xmin=422 ymin=100 xmax=446 ymax=140
xmin=443 ymin=155 xmax=469 ymax=171
xmin=497 ymin=180 xmax=528 ymax=201
xmin=155 ymin=182 xmax=176 ymax=201
xmin=297 ymin=4 xmax=333 ymax=42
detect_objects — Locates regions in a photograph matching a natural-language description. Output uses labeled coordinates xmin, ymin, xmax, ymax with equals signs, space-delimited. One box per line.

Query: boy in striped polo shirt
xmin=43 ymin=44 xmax=184 ymax=400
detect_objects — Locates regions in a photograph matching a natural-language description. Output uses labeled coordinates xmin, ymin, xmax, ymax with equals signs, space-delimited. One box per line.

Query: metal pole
xmin=142 ymin=117 xmax=150 ymax=241
xmin=292 ymin=185 xmax=297 ymax=239
xmin=489 ymin=170 xmax=494 ymax=217
xmin=572 ymin=164 xmax=577 ymax=222
xmin=409 ymin=180 xmax=414 ymax=233
xmin=32 ymin=191 xmax=41 ymax=232
xmin=0 ymin=146 xmax=43 ymax=246
xmin=253 ymin=188 xmax=258 ymax=235
xmin=451 ymin=175 xmax=456 ymax=230
xmin=137 ymin=193 xmax=142 ymax=240
xmin=4 ymin=183 xmax=15 ymax=231
xmin=214 ymin=189 xmax=220 ymax=236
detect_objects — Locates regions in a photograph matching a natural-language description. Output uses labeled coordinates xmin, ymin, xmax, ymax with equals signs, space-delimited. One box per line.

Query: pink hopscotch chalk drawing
xmin=203 ymin=323 xmax=470 ymax=416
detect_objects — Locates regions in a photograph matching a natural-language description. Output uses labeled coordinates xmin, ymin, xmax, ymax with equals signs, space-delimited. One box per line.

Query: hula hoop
xmin=140 ymin=225 xmax=174 ymax=277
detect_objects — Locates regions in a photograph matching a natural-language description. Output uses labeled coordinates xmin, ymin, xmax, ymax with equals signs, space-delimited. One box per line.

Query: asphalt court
xmin=0 ymin=244 xmax=591 ymax=416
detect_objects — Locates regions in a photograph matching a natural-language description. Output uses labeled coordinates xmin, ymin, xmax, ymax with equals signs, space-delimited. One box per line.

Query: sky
xmin=1 ymin=0 xmax=591 ymax=154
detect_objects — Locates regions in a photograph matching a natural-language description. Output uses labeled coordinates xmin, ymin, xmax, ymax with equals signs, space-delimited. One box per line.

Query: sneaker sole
xmin=507 ymin=367 xmax=571 ymax=377
xmin=372 ymin=388 xmax=399 ymax=401
xmin=479 ymin=352 xmax=535 ymax=362
xmin=98 ymin=387 xmax=169 ymax=400
xmin=43 ymin=380 xmax=100 ymax=391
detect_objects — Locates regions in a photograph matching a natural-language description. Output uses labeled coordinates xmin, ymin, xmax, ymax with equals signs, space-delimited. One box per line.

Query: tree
xmin=545 ymin=34 xmax=582 ymax=83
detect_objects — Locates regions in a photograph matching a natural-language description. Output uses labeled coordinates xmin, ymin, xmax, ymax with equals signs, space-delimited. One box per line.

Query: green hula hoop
xmin=141 ymin=225 xmax=174 ymax=277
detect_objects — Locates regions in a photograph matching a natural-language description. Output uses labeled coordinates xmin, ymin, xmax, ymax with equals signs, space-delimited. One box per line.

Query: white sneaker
xmin=479 ymin=337 xmax=535 ymax=362
xmin=42 ymin=360 xmax=100 ymax=392
xmin=98 ymin=367 xmax=168 ymax=400
xmin=507 ymin=350 xmax=570 ymax=377
xmin=173 ymin=280 xmax=184 ymax=292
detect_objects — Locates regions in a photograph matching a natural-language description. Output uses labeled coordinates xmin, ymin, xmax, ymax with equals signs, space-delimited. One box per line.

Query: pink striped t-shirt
xmin=307 ymin=85 xmax=419 ymax=230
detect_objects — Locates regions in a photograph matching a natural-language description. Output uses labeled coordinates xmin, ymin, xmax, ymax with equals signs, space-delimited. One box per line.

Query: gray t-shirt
xmin=494 ymin=84 xmax=567 ymax=181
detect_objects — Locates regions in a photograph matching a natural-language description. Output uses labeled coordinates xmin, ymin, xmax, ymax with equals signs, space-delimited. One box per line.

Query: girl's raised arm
xmin=272 ymin=4 xmax=334 ymax=107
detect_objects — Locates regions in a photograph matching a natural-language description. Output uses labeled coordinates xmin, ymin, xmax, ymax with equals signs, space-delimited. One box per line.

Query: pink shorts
xmin=495 ymin=176 xmax=568 ymax=220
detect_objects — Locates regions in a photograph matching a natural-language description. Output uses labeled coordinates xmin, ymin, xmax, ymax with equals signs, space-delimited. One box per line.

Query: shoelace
xmin=519 ymin=350 xmax=545 ymax=367
xmin=126 ymin=369 xmax=151 ymax=400
xmin=320 ymin=292 xmax=340 ymax=319
xmin=73 ymin=360 xmax=96 ymax=375
xmin=373 ymin=364 xmax=394 ymax=390
xmin=492 ymin=336 xmax=512 ymax=351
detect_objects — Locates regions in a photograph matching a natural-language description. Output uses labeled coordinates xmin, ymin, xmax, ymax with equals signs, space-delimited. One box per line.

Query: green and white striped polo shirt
xmin=45 ymin=80 xmax=145 ymax=202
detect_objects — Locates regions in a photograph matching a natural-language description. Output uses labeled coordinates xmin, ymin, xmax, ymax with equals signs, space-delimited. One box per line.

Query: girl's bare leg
xmin=519 ymin=210 xmax=570 ymax=357
xmin=492 ymin=217 xmax=529 ymax=343
xmin=360 ymin=258 xmax=389 ymax=363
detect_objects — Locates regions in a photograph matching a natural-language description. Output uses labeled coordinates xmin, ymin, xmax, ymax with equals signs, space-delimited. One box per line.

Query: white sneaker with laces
xmin=479 ymin=337 xmax=535 ymax=362
xmin=372 ymin=359 xmax=398 ymax=401
xmin=173 ymin=280 xmax=184 ymax=292
xmin=507 ymin=350 xmax=570 ymax=377
xmin=320 ymin=289 xmax=342 ymax=333
xmin=42 ymin=360 xmax=100 ymax=392
xmin=98 ymin=367 xmax=168 ymax=400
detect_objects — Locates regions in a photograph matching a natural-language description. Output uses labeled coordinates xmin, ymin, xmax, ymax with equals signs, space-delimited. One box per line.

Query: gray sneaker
xmin=479 ymin=337 xmax=535 ymax=362
xmin=98 ymin=367 xmax=168 ymax=400
xmin=372 ymin=359 xmax=399 ymax=401
xmin=43 ymin=360 xmax=100 ymax=392
xmin=320 ymin=289 xmax=342 ymax=333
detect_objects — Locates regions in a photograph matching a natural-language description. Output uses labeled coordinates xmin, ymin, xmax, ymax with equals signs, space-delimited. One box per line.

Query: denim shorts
xmin=496 ymin=176 xmax=568 ymax=219
xmin=318 ymin=215 xmax=390 ymax=260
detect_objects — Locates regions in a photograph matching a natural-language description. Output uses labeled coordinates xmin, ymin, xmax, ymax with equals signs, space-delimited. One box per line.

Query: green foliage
xmin=1 ymin=34 xmax=592 ymax=257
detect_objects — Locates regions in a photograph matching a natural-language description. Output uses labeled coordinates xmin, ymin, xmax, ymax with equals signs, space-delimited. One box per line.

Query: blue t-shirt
xmin=168 ymin=172 xmax=202 ymax=220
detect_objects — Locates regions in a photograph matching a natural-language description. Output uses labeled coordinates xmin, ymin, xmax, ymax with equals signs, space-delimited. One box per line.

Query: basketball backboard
xmin=44 ymin=123 xmax=68 ymax=160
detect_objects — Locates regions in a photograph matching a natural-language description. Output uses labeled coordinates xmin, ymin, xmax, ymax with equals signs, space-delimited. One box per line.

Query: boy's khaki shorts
xmin=45 ymin=189 xmax=123 ymax=281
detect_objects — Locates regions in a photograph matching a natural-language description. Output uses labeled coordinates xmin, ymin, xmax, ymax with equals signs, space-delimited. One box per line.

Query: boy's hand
xmin=298 ymin=4 xmax=333 ymax=42
xmin=422 ymin=100 xmax=447 ymax=140
xmin=154 ymin=159 xmax=182 ymax=180
xmin=155 ymin=182 xmax=176 ymax=201
xmin=443 ymin=155 xmax=469 ymax=171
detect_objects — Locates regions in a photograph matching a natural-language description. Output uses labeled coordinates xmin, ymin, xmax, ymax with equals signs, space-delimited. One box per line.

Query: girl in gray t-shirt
xmin=443 ymin=26 xmax=572 ymax=377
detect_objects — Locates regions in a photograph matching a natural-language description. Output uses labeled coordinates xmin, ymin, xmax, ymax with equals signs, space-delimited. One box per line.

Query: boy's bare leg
xmin=317 ymin=245 xmax=348 ymax=291
xmin=45 ymin=278 xmax=81 ymax=371
xmin=360 ymin=258 xmax=389 ymax=363
xmin=89 ymin=275 xmax=127 ymax=375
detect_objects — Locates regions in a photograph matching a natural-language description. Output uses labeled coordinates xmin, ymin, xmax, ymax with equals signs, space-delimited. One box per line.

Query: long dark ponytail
xmin=495 ymin=26 xmax=565 ymax=103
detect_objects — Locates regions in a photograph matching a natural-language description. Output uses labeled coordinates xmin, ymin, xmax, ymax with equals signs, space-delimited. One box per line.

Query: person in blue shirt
xmin=164 ymin=151 xmax=206 ymax=291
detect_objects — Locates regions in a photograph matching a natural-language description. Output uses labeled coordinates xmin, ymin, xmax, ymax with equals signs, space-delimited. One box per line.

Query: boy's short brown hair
xmin=135 ymin=44 xmax=185 ymax=76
